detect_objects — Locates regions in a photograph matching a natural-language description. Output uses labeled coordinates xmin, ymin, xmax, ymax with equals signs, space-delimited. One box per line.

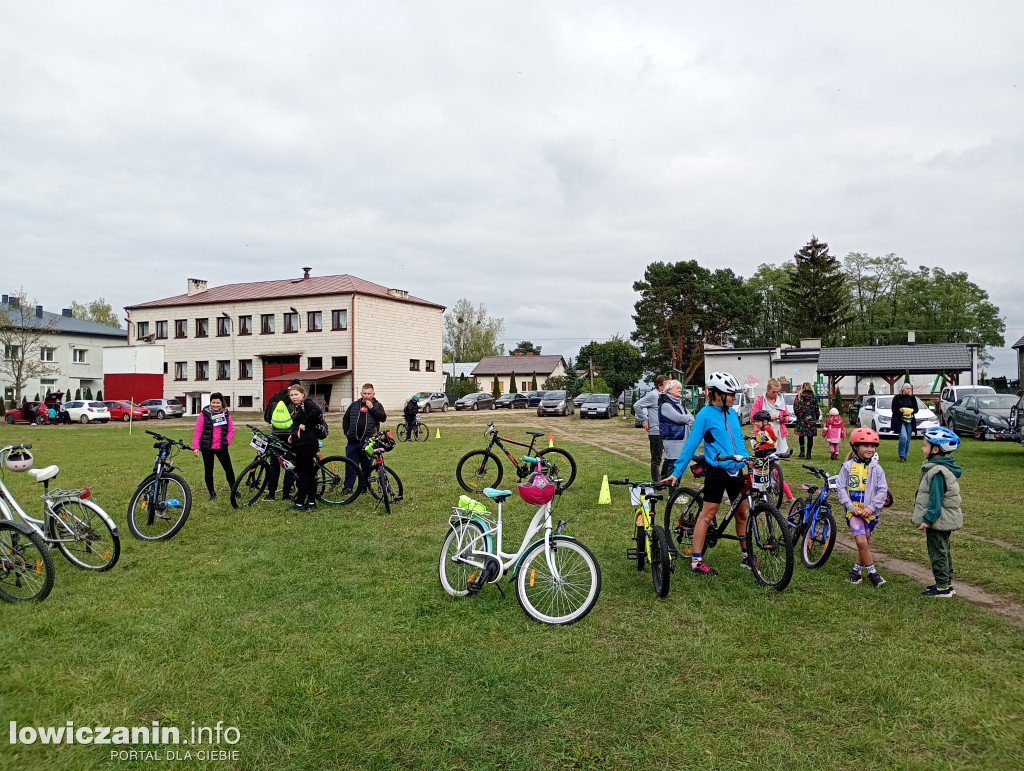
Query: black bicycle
xmin=126 ymin=430 xmax=193 ymax=541
xmin=231 ymin=425 xmax=363 ymax=508
xmin=456 ymin=422 xmax=577 ymax=493
xmin=364 ymin=431 xmax=403 ymax=514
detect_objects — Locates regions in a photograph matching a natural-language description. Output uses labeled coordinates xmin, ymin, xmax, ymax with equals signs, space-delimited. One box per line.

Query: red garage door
xmin=263 ymin=357 xmax=301 ymax=406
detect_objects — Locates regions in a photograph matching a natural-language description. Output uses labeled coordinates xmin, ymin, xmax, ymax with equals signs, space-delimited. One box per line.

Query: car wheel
xmin=80 ymin=415 xmax=90 ymax=424
xmin=442 ymin=403 xmax=448 ymax=412
xmin=36 ymin=415 xmax=47 ymax=426
xmin=472 ymin=403 xmax=478 ymax=411
xmin=101 ymin=419 xmax=109 ymax=424
xmin=491 ymin=403 xmax=496 ymax=410
xmin=4 ymin=415 xmax=13 ymax=424
xmin=157 ymin=411 xmax=166 ymax=419
xmin=424 ymin=404 xmax=431 ymax=414
xmin=122 ymin=413 xmax=131 ymax=422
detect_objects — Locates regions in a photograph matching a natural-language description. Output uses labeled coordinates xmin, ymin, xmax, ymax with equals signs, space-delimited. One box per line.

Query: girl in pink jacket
xmin=822 ymin=408 xmax=846 ymax=460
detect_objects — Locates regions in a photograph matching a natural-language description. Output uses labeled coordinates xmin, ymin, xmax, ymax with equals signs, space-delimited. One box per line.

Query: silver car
xmin=414 ymin=391 xmax=448 ymax=413
xmin=140 ymin=398 xmax=186 ymax=420
xmin=580 ymin=393 xmax=618 ymax=419
xmin=537 ymin=390 xmax=574 ymax=417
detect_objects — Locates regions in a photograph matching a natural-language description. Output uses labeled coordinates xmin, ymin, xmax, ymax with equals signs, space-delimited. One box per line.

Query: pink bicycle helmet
xmin=517 ymin=470 xmax=556 ymax=505
xmin=5 ymin=447 xmax=34 ymax=473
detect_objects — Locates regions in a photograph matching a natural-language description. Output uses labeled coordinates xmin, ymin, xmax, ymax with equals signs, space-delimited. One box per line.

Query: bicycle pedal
xmin=466 ymin=575 xmax=486 ymax=594
xmin=626 ymin=548 xmax=640 ymax=561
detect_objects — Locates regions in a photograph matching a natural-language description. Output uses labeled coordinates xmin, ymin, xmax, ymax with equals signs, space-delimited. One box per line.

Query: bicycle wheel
xmin=230 ymin=459 xmax=270 ymax=509
xmin=127 ymin=473 xmax=192 ymax=541
xmin=438 ymin=519 xmax=487 ymax=596
xmin=667 ymin=487 xmax=703 ymax=558
xmin=650 ymin=525 xmax=671 ymax=598
xmin=801 ymin=507 xmax=837 ymax=569
xmin=396 ymin=425 xmax=408 ymax=441
xmin=456 ymin=450 xmax=503 ymax=493
xmin=315 ymin=455 xmax=362 ymax=505
xmin=537 ymin=448 xmax=577 ymax=490
xmin=786 ymin=498 xmax=807 ymax=529
xmin=367 ymin=464 xmax=403 ymax=514
xmin=634 ymin=524 xmax=646 ymax=571
xmin=767 ymin=462 xmax=785 ymax=509
xmin=48 ymin=498 xmax=120 ymax=571
xmin=515 ymin=536 xmax=601 ymax=625
xmin=0 ymin=522 xmax=54 ymax=603
xmin=415 ymin=423 xmax=429 ymax=442
xmin=745 ymin=502 xmax=794 ymax=591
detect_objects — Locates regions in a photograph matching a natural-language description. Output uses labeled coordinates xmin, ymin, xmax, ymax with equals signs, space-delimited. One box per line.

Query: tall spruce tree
xmin=784 ymin=236 xmax=852 ymax=346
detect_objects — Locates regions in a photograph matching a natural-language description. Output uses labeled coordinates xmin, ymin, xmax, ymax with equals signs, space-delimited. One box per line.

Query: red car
xmin=5 ymin=393 xmax=64 ymax=425
xmin=103 ymin=400 xmax=151 ymax=422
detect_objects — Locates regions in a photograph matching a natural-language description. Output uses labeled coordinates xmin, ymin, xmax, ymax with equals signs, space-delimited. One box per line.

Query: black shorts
xmin=702 ymin=465 xmax=746 ymax=506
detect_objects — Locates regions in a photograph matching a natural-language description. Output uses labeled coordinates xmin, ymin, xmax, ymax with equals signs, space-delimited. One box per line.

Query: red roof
xmin=125 ymin=274 xmax=445 ymax=311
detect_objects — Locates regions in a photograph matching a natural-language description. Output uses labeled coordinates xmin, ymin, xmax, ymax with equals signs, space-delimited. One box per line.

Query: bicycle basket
xmin=517 ymin=470 xmax=556 ymax=505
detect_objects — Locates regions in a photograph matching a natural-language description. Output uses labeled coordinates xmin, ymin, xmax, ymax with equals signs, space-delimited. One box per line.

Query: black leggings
xmin=799 ymin=436 xmax=814 ymax=456
xmin=201 ymin=447 xmax=236 ymax=495
xmin=292 ymin=444 xmax=319 ymax=506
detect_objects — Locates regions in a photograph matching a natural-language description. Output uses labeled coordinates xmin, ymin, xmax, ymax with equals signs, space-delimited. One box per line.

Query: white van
xmin=939 ymin=385 xmax=995 ymax=426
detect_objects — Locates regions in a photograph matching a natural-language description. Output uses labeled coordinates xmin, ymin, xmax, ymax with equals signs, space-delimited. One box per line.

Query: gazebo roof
xmin=817 ymin=344 xmax=973 ymax=375
xmin=1012 ymin=334 xmax=1024 ymax=350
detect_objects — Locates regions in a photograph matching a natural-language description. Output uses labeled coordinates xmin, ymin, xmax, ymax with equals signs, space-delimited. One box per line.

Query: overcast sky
xmin=2 ymin=2 xmax=1022 ymax=374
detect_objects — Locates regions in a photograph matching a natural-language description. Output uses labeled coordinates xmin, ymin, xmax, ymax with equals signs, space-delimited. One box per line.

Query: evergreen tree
xmin=75 ymin=388 xmax=82 ymax=399
xmin=832 ymin=387 xmax=843 ymax=412
xmin=508 ymin=371 xmax=518 ymax=393
xmin=784 ymin=236 xmax=852 ymax=346
xmin=868 ymin=381 xmax=876 ymax=395
xmin=904 ymin=368 xmax=911 ymax=385
xmin=97 ymin=389 xmax=103 ymax=400
xmin=530 ymin=372 xmax=537 ymax=390
xmin=491 ymin=375 xmax=501 ymax=399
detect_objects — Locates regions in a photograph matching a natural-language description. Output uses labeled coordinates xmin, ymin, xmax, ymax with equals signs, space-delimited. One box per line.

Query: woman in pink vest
xmin=192 ymin=392 xmax=236 ymax=500
xmin=750 ymin=378 xmax=789 ymax=456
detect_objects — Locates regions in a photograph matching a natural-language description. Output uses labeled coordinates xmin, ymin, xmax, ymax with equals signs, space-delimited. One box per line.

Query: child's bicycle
xmin=438 ymin=458 xmax=601 ymax=625
xmin=785 ymin=464 xmax=839 ymax=569
xmin=397 ymin=416 xmax=429 ymax=443
xmin=666 ymin=451 xmax=794 ymax=591
xmin=610 ymin=479 xmax=674 ymax=597
xmin=126 ymin=430 xmax=193 ymax=540
xmin=364 ymin=431 xmax=403 ymax=514
xmin=0 ymin=443 xmax=120 ymax=572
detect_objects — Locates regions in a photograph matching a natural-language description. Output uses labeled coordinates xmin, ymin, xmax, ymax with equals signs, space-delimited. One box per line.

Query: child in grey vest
xmin=913 ymin=427 xmax=963 ymax=598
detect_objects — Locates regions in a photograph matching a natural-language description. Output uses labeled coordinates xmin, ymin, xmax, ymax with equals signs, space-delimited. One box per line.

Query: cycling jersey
xmin=671 ymin=404 xmax=748 ymax=479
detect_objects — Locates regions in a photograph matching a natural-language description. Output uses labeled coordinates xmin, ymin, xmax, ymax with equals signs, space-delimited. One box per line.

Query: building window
xmin=174 ymin=362 xmax=187 ymax=381
xmin=196 ymin=318 xmax=209 ymax=338
xmin=40 ymin=347 xmax=55 ymax=362
xmin=196 ymin=361 xmax=209 ymax=380
xmin=163 ymin=362 xmax=168 ymax=374
xmin=217 ymin=317 xmax=231 ymax=337
xmin=216 ymin=360 xmax=230 ymax=380
xmin=331 ymin=309 xmax=348 ymax=330
xmin=410 ymin=359 xmax=420 ymax=371
xmin=426 ymin=360 xmax=435 ymax=372
xmin=307 ymin=311 xmax=322 ymax=332
xmin=220 ymin=395 xmax=231 ymax=408
xmin=332 ymin=356 xmax=348 ymax=369
xmin=283 ymin=312 xmax=299 ymax=333
xmin=155 ymin=321 xmax=168 ymax=339
xmin=522 ymin=381 xmax=528 ymax=391
xmin=238 ymin=315 xmax=252 ymax=336
xmin=238 ymin=395 xmax=253 ymax=408
xmin=137 ymin=321 xmax=150 ymax=338
xmin=308 ymin=357 xmax=322 ymax=370
xmin=239 ymin=360 xmax=253 ymax=380
xmin=40 ymin=379 xmax=56 ymax=386
xmin=260 ymin=314 xmax=275 ymax=334
xmin=72 ymin=348 xmax=87 ymax=364
xmin=3 ymin=344 xmax=21 ymax=360
xmin=175 ymin=319 xmax=187 ymax=338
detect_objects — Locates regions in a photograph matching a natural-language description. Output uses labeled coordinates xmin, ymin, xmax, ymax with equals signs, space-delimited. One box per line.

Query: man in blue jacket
xmin=662 ymin=372 xmax=750 ymax=577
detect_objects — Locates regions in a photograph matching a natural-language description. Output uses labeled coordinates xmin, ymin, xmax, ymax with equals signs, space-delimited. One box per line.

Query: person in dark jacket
xmin=891 ymin=382 xmax=918 ymax=462
xmin=285 ymin=384 xmax=323 ymax=511
xmin=263 ymin=379 xmax=298 ymax=500
xmin=793 ymin=383 xmax=821 ymax=459
xmin=192 ymin=392 xmax=236 ymax=500
xmin=403 ymin=395 xmax=420 ymax=441
xmin=341 ymin=383 xmax=387 ymax=493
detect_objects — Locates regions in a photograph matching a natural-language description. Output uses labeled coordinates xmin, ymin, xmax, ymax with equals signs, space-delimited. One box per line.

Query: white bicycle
xmin=438 ymin=459 xmax=601 ymax=625
xmin=0 ymin=443 xmax=121 ymax=573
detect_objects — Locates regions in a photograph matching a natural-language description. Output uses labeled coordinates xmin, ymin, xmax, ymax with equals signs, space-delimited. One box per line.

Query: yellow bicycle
xmin=610 ymin=479 xmax=674 ymax=598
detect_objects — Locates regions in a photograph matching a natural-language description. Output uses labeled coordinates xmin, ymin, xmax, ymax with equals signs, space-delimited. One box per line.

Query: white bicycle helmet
xmin=5 ymin=447 xmax=34 ymax=473
xmin=706 ymin=371 xmax=742 ymax=395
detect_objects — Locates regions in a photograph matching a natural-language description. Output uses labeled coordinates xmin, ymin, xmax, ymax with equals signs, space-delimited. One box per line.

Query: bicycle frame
xmin=702 ymin=454 xmax=776 ymax=547
xmin=482 ymin=424 xmax=543 ymax=477
xmin=792 ymin=467 xmax=837 ymax=531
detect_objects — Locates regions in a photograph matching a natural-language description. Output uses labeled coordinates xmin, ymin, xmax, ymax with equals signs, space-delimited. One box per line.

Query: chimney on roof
xmin=387 ymin=288 xmax=409 ymax=299
xmin=799 ymin=338 xmax=821 ymax=349
xmin=526 ymin=352 xmax=534 ymax=356
xmin=187 ymin=278 xmax=208 ymax=296
xmin=513 ymin=352 xmax=522 ymax=356
xmin=302 ymin=267 xmax=311 ymax=279
xmin=1 ymin=294 xmax=7 ymax=304
xmin=907 ymin=330 xmax=916 ymax=346
xmin=36 ymin=305 xmax=43 ymax=318
xmin=62 ymin=308 xmax=72 ymax=317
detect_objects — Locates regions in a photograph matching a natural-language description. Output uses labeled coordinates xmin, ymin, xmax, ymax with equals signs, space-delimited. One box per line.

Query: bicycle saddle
xmin=28 ymin=465 xmax=60 ymax=483
xmin=526 ymin=431 xmax=546 ymax=437
xmin=645 ymin=493 xmax=663 ymax=503
xmin=692 ymin=453 xmax=706 ymax=464
xmin=801 ymin=483 xmax=819 ymax=493
xmin=483 ymin=487 xmax=513 ymax=501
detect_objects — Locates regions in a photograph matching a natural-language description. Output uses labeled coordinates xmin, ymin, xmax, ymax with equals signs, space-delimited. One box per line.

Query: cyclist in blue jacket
xmin=662 ymin=371 xmax=750 ymax=576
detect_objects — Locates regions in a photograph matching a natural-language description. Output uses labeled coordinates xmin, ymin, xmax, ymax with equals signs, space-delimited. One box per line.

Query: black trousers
xmin=799 ymin=436 xmax=814 ymax=456
xmin=648 ymin=435 xmax=664 ymax=482
xmin=201 ymin=447 xmax=235 ymax=495
xmin=292 ymin=444 xmax=319 ymax=506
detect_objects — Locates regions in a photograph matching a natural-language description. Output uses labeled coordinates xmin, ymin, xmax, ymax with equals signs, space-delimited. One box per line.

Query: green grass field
xmin=2 ymin=413 xmax=1023 ymax=770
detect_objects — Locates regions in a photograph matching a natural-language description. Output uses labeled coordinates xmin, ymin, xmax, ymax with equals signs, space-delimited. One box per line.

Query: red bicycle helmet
xmin=849 ymin=427 xmax=880 ymax=446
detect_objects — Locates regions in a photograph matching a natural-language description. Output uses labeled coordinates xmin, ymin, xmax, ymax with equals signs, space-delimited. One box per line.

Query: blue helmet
xmin=411 ymin=394 xmax=419 ymax=401
xmin=923 ymin=426 xmax=960 ymax=453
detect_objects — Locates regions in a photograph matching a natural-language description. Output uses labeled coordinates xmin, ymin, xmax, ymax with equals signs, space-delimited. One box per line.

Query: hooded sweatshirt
xmin=912 ymin=455 xmax=963 ymax=530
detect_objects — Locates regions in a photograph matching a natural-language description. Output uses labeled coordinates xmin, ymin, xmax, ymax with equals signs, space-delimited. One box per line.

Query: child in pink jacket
xmin=822 ymin=408 xmax=846 ymax=460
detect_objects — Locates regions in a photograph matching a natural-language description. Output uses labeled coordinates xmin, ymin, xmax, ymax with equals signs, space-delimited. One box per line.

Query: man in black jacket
xmin=891 ymin=382 xmax=917 ymax=462
xmin=342 ymin=383 xmax=387 ymax=493
xmin=263 ymin=378 xmax=299 ymax=499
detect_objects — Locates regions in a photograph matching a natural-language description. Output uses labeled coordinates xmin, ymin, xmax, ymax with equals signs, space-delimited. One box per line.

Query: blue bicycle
xmin=785 ymin=464 xmax=838 ymax=569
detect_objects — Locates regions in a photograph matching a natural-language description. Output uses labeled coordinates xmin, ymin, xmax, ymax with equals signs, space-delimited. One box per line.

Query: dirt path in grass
xmin=884 ymin=508 xmax=1024 ymax=552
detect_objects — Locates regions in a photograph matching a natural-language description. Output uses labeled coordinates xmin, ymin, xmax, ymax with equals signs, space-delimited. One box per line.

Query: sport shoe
xmin=868 ymin=572 xmax=886 ymax=587
xmin=740 ymin=554 xmax=758 ymax=571
xmin=286 ymin=503 xmax=306 ymax=512
xmin=341 ymin=488 xmax=353 ymax=496
xmin=691 ymin=560 xmax=718 ymax=576
xmin=262 ymin=493 xmax=276 ymax=502
xmin=921 ymin=586 xmax=955 ymax=598
xmin=846 ymin=569 xmax=863 ymax=584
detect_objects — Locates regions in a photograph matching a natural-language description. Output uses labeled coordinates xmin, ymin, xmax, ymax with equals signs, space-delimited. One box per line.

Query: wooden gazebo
xmin=817 ymin=343 xmax=978 ymax=395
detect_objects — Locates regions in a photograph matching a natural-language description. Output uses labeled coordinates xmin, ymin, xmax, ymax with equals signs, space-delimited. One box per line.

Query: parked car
xmin=573 ymin=392 xmax=592 ymax=407
xmin=1010 ymin=393 xmax=1024 ymax=445
xmin=945 ymin=393 xmax=1019 ymax=440
xmin=414 ymin=391 xmax=448 ymax=413
xmin=494 ymin=393 xmax=529 ymax=409
xmin=104 ymin=400 xmax=151 ymax=422
xmin=857 ymin=395 xmax=938 ymax=437
xmin=63 ymin=400 xmax=111 ymax=424
xmin=782 ymin=393 xmax=798 ymax=426
xmin=5 ymin=401 xmax=48 ymax=425
xmin=580 ymin=393 xmax=618 ymax=419
xmin=848 ymin=395 xmax=864 ymax=425
xmin=454 ymin=392 xmax=495 ymax=411
xmin=537 ymin=390 xmax=574 ymax=417
xmin=525 ymin=390 xmax=546 ymax=408
xmin=139 ymin=398 xmax=185 ymax=420
xmin=939 ymin=385 xmax=996 ymax=426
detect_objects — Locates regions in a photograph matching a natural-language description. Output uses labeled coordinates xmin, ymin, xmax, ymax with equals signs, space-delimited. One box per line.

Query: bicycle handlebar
xmin=801 ymin=464 xmax=829 ymax=478
xmin=145 ymin=430 xmax=189 ymax=448
xmin=609 ymin=479 xmax=671 ymax=489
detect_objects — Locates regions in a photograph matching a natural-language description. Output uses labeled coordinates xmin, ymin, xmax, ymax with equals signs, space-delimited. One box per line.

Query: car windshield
xmin=954 ymin=388 xmax=994 ymax=399
xmin=415 ymin=392 xmax=432 ymax=399
xmin=544 ymin=391 xmax=565 ymax=399
xmin=586 ymin=394 xmax=610 ymax=403
xmin=977 ymin=395 xmax=1018 ymax=410
xmin=876 ymin=396 xmax=928 ymax=411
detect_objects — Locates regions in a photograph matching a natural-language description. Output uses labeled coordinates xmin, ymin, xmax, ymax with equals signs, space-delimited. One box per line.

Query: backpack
xmin=315 ymin=414 xmax=330 ymax=440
